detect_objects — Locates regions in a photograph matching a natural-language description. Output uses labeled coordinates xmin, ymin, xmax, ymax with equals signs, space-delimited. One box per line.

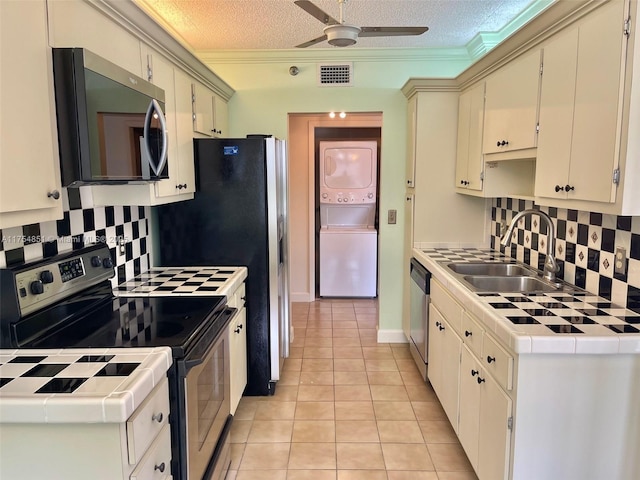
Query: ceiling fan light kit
xmin=324 ymin=24 xmax=360 ymax=47
xmin=294 ymin=0 xmax=428 ymax=48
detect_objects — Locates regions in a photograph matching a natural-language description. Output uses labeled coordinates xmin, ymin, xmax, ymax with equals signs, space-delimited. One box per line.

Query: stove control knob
xmin=40 ymin=270 xmax=54 ymax=284
xmin=102 ymin=257 xmax=114 ymax=269
xmin=91 ymin=256 xmax=102 ymax=267
xmin=368 ymin=192 xmax=374 ymax=199
xmin=321 ymin=193 xmax=328 ymax=199
xmin=30 ymin=280 xmax=44 ymax=295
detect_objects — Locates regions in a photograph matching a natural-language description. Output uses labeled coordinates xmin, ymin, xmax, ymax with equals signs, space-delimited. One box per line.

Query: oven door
xmin=183 ymin=317 xmax=231 ymax=480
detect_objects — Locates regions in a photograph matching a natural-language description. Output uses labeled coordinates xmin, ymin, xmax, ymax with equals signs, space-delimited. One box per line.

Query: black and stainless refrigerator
xmin=153 ymin=136 xmax=290 ymax=396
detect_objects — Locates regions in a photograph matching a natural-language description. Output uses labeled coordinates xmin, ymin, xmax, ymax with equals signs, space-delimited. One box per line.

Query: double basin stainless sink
xmin=443 ymin=262 xmax=574 ymax=294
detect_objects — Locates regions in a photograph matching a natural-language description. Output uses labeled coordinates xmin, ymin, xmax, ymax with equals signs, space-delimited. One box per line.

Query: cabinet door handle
xmin=477 ymin=376 xmax=486 ymax=384
xmin=487 ymin=356 xmax=496 ymax=364
xmin=154 ymin=462 xmax=166 ymax=473
xmin=555 ymin=185 xmax=564 ymax=192
xmin=47 ymin=190 xmax=60 ymax=200
xmin=471 ymin=369 xmax=479 ymax=376
xmin=565 ymin=184 xmax=575 ymax=192
xmin=152 ymin=412 xmax=163 ymax=423
xmin=234 ymin=324 xmax=243 ymax=334
xmin=438 ymin=325 xmax=445 ymax=331
xmin=435 ymin=321 xmax=441 ymax=327
xmin=464 ymin=330 xmax=472 ymax=337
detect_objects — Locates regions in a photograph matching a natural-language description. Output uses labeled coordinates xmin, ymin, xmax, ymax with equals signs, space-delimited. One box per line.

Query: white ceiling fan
xmin=294 ymin=0 xmax=429 ymax=48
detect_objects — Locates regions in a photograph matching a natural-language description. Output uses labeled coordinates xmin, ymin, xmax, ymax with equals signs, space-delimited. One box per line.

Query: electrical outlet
xmin=117 ymin=236 xmax=126 ymax=256
xmin=388 ymin=209 xmax=397 ymax=225
xmin=615 ymin=246 xmax=627 ymax=275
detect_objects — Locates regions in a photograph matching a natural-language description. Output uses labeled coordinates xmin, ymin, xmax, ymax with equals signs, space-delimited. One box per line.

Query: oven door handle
xmin=181 ymin=307 xmax=237 ymax=373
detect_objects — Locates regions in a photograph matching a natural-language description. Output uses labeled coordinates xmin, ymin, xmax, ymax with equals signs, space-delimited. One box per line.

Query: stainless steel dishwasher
xmin=409 ymin=258 xmax=431 ymax=380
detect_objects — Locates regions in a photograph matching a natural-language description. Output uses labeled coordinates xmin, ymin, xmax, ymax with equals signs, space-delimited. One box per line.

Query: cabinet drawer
xmin=127 ymin=377 xmax=170 ymax=464
xmin=130 ymin=423 xmax=172 ymax=480
xmin=461 ymin=312 xmax=484 ymax=359
xmin=431 ymin=279 xmax=463 ymax=334
xmin=482 ymin=335 xmax=514 ymax=391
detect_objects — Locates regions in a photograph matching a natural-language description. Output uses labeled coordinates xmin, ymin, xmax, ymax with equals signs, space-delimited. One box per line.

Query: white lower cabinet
xmin=426 ymin=273 xmax=640 ymax=480
xmin=477 ymin=366 xmax=512 ymax=480
xmin=428 ymin=304 xmax=462 ymax=431
xmin=228 ymin=282 xmax=247 ymax=414
xmin=0 ymin=377 xmax=172 ymax=480
xmin=459 ymin=345 xmax=513 ymax=480
xmin=429 ymin=279 xmax=512 ymax=480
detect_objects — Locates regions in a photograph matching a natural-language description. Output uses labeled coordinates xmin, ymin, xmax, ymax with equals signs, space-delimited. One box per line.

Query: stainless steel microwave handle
xmin=143 ymin=98 xmax=168 ymax=176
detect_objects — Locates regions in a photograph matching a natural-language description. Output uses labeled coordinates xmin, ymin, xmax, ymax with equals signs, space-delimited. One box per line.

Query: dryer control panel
xmin=320 ymin=191 xmax=376 ymax=204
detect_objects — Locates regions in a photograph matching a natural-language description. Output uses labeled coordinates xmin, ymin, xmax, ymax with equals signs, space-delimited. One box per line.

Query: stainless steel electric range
xmin=0 ymin=243 xmax=235 ymax=480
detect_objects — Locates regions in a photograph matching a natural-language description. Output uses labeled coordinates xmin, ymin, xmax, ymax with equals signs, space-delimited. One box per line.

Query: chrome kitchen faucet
xmin=500 ymin=209 xmax=560 ymax=284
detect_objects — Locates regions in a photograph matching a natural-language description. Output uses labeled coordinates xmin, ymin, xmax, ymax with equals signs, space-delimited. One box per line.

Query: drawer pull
xmin=477 ymin=376 xmax=486 ymax=384
xmin=487 ymin=356 xmax=496 ymax=364
xmin=471 ymin=369 xmax=479 ymax=377
xmin=464 ymin=330 xmax=472 ymax=337
xmin=154 ymin=462 xmax=166 ymax=473
xmin=152 ymin=412 xmax=164 ymax=423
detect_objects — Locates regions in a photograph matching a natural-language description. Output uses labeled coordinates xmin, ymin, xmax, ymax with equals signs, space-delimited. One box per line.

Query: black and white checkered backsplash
xmin=490 ymin=198 xmax=640 ymax=312
xmin=0 ymin=187 xmax=150 ymax=286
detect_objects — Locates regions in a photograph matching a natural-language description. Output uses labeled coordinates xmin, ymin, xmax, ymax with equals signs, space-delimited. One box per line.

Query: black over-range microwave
xmin=52 ymin=48 xmax=169 ymax=186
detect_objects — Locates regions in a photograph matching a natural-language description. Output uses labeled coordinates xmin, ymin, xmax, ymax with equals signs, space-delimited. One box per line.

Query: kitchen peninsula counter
xmin=0 ymin=347 xmax=172 ymax=423
xmin=413 ymin=247 xmax=640 ymax=355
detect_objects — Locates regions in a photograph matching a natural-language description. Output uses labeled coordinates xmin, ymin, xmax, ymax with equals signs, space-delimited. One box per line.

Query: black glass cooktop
xmin=9 ymin=283 xmax=226 ymax=358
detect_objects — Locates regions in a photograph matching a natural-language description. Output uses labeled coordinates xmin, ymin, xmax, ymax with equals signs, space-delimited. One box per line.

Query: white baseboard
xmin=377 ymin=329 xmax=409 ymax=343
xmin=290 ymin=292 xmax=315 ymax=303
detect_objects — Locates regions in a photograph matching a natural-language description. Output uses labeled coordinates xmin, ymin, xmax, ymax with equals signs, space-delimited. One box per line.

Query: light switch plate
xmin=388 ymin=209 xmax=397 ymax=224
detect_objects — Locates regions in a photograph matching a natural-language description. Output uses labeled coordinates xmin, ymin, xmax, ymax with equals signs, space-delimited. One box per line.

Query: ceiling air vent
xmin=317 ymin=63 xmax=353 ymax=86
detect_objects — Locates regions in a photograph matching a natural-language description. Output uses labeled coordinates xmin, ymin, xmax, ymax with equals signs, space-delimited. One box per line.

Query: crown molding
xmin=196 ymin=47 xmax=473 ymax=65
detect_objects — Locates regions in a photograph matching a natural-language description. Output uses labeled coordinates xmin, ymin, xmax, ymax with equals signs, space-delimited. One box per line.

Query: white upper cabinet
xmin=456 ymin=82 xmax=485 ymax=191
xmin=192 ymin=82 xmax=228 ymax=138
xmin=482 ymin=49 xmax=542 ymax=157
xmin=0 ymin=0 xmax=63 ymax=229
xmin=536 ymin=0 xmax=629 ymax=204
xmin=47 ymin=0 xmax=141 ymax=76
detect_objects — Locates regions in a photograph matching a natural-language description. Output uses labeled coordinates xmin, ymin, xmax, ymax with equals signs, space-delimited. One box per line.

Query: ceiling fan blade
xmin=294 ymin=0 xmax=339 ymax=25
xmin=295 ymin=34 xmax=328 ymax=48
xmin=359 ymin=26 xmax=429 ymax=37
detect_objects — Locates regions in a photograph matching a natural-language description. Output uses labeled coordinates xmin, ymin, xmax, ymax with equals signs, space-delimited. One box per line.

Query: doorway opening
xmin=314 ymin=127 xmax=381 ymax=298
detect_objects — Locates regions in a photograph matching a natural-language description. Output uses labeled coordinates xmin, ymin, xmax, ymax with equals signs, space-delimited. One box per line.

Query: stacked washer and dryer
xmin=319 ymin=141 xmax=378 ymax=297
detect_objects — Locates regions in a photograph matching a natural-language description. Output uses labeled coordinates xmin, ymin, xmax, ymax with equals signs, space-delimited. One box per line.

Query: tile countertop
xmin=413 ymin=248 xmax=640 ymax=356
xmin=114 ymin=266 xmax=247 ymax=298
xmin=0 ymin=347 xmax=172 ymax=424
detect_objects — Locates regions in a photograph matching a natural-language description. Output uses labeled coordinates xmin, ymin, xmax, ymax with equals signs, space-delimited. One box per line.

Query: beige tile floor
xmin=227 ymin=299 xmax=479 ymax=480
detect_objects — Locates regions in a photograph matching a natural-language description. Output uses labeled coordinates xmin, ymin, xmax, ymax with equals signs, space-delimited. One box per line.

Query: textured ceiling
xmin=135 ymin=0 xmax=545 ymax=50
